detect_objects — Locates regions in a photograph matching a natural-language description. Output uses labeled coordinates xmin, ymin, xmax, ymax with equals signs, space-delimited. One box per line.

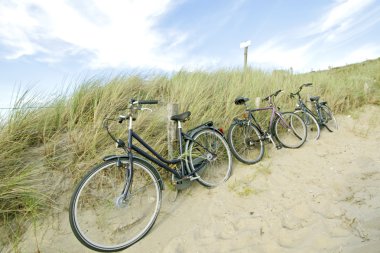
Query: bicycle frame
xmin=291 ymin=83 xmax=326 ymax=127
xmin=127 ymin=118 xmax=184 ymax=179
xmin=121 ymin=117 xmax=217 ymax=181
xmin=248 ymin=102 xmax=290 ymax=135
xmin=297 ymin=99 xmax=324 ymax=126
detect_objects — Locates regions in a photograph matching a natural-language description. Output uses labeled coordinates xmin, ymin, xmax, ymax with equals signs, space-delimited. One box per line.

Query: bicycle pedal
xmin=189 ymin=176 xmax=200 ymax=181
xmin=276 ymin=145 xmax=282 ymax=150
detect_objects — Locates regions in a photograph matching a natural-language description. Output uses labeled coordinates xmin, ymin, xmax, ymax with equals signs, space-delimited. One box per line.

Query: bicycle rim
xmin=228 ymin=122 xmax=264 ymax=164
xmin=321 ymin=105 xmax=338 ymax=131
xmin=275 ymin=112 xmax=307 ymax=148
xmin=189 ymin=129 xmax=232 ymax=187
xmin=294 ymin=110 xmax=320 ymax=141
xmin=69 ymin=159 xmax=161 ymax=252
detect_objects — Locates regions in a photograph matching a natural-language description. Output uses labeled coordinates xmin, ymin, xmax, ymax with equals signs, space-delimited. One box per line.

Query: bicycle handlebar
xmin=289 ymin=83 xmax=312 ymax=99
xmin=303 ymin=83 xmax=312 ymax=87
xmin=138 ymin=100 xmax=159 ymax=105
xmin=102 ymin=98 xmax=159 ymax=145
xmin=130 ymin=99 xmax=159 ymax=105
xmin=262 ymin=89 xmax=283 ymax=102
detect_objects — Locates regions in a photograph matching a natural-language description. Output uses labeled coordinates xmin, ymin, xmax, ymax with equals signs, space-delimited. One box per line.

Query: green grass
xmin=0 ymin=58 xmax=379 ymax=246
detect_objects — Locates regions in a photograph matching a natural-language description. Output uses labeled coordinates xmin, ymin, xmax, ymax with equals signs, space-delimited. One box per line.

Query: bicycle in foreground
xmin=69 ymin=99 xmax=232 ymax=252
xmin=290 ymin=83 xmax=338 ymax=141
xmin=227 ymin=90 xmax=307 ymax=164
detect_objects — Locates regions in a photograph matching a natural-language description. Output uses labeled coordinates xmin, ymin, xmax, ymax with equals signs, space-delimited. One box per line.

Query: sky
xmin=1 ymin=0 xmax=380 ymax=109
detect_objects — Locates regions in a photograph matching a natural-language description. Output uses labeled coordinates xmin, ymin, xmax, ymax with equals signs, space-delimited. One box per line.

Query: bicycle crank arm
xmin=323 ymin=123 xmax=333 ymax=132
xmin=267 ymin=134 xmax=276 ymax=148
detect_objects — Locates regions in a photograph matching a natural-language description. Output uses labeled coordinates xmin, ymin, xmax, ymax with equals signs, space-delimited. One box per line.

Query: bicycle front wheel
xmin=69 ymin=158 xmax=162 ymax=252
xmin=227 ymin=122 xmax=264 ymax=164
xmin=188 ymin=129 xmax=233 ymax=187
xmin=320 ymin=105 xmax=338 ymax=131
xmin=294 ymin=110 xmax=320 ymax=141
xmin=274 ymin=112 xmax=307 ymax=148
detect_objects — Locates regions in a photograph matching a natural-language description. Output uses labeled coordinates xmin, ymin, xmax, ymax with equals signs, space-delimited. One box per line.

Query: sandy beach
xmin=11 ymin=105 xmax=380 ymax=253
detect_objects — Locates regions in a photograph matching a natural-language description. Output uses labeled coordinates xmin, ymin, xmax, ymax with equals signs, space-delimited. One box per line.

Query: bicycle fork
xmin=114 ymin=157 xmax=133 ymax=208
xmin=116 ymin=125 xmax=134 ymax=207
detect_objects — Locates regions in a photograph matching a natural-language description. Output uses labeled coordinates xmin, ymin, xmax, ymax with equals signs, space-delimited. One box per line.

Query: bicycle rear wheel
xmin=188 ymin=129 xmax=233 ymax=187
xmin=274 ymin=112 xmax=307 ymax=148
xmin=227 ymin=121 xmax=264 ymax=164
xmin=320 ymin=105 xmax=338 ymax=131
xmin=294 ymin=110 xmax=320 ymax=141
xmin=69 ymin=158 xmax=162 ymax=252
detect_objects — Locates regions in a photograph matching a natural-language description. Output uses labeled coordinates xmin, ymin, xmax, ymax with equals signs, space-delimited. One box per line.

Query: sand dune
xmin=13 ymin=105 xmax=380 ymax=253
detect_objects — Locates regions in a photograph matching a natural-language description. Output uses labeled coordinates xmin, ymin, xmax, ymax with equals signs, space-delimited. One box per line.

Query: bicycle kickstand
xmin=323 ymin=123 xmax=333 ymax=132
xmin=267 ymin=134 xmax=282 ymax=149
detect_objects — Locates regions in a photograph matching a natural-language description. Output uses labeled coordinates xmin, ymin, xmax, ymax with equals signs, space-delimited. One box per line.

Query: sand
xmin=8 ymin=105 xmax=380 ymax=253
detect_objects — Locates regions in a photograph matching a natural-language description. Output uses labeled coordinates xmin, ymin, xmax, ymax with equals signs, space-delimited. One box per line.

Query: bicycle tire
xmin=187 ymin=129 xmax=233 ymax=187
xmin=320 ymin=105 xmax=338 ymax=131
xmin=294 ymin=110 xmax=320 ymax=141
xmin=69 ymin=158 xmax=162 ymax=252
xmin=227 ymin=122 xmax=264 ymax=164
xmin=274 ymin=112 xmax=307 ymax=148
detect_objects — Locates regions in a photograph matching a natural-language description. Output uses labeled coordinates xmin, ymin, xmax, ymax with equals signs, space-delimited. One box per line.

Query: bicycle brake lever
xmin=118 ymin=115 xmax=127 ymax=123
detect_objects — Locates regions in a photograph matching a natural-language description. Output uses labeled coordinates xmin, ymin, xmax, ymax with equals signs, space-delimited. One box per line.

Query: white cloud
xmin=0 ymin=0 xmax=188 ymax=70
xmin=319 ymin=0 xmax=374 ymax=33
xmin=339 ymin=44 xmax=380 ymax=65
xmin=250 ymin=40 xmax=314 ymax=71
xmin=250 ymin=0 xmax=380 ymax=71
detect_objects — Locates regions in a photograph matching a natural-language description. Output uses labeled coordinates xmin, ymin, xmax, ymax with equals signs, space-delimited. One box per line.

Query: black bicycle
xmin=290 ymin=83 xmax=338 ymax=141
xmin=227 ymin=90 xmax=307 ymax=165
xmin=69 ymin=99 xmax=232 ymax=252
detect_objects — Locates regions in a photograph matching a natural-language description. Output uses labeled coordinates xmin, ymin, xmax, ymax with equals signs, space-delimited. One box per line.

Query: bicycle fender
xmin=103 ymin=155 xmax=164 ymax=190
xmin=187 ymin=125 xmax=224 ymax=139
xmin=186 ymin=121 xmax=214 ymax=137
xmin=232 ymin=118 xmax=248 ymax=126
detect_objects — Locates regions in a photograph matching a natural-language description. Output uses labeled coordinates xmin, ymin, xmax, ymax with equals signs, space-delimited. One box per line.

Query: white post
xmin=240 ymin=40 xmax=251 ymax=69
xmin=167 ymin=103 xmax=179 ymax=159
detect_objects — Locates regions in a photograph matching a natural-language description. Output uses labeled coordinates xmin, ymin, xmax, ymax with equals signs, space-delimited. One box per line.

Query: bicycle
xmin=69 ymin=99 xmax=232 ymax=252
xmin=290 ymin=83 xmax=338 ymax=141
xmin=227 ymin=90 xmax=307 ymax=164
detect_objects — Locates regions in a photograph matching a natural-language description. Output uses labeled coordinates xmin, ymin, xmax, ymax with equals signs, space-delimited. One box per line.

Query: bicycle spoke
xmin=70 ymin=159 xmax=161 ymax=252
xmin=227 ymin=122 xmax=264 ymax=164
xmin=188 ymin=129 xmax=232 ymax=187
xmin=275 ymin=112 xmax=307 ymax=148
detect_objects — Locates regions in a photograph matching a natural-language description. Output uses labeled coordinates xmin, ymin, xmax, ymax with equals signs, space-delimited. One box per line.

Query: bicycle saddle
xmin=310 ymin=96 xmax=320 ymax=102
xmin=234 ymin=96 xmax=249 ymax=105
xmin=170 ymin=111 xmax=191 ymax=122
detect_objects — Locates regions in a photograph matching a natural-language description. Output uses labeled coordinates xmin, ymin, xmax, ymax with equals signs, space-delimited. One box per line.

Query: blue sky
xmin=1 ymin=0 xmax=380 ymax=109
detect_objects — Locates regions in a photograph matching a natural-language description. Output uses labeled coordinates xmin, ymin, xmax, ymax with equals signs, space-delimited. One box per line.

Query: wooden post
xmin=244 ymin=46 xmax=248 ymax=69
xmin=167 ymin=103 xmax=179 ymax=159
xmin=240 ymin=41 xmax=251 ymax=69
xmin=255 ymin=97 xmax=261 ymax=108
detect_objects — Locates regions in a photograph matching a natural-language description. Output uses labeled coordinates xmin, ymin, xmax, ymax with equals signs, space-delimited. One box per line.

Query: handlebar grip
xmin=304 ymin=83 xmax=312 ymax=87
xmin=138 ymin=100 xmax=159 ymax=105
xmin=274 ymin=89 xmax=282 ymax=96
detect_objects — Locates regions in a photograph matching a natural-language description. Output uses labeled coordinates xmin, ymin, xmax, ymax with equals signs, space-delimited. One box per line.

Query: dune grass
xmin=0 ymin=58 xmax=379 ymax=246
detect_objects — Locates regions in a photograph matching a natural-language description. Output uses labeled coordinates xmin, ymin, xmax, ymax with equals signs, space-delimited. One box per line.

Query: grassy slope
xmin=0 ymin=58 xmax=379 ymax=245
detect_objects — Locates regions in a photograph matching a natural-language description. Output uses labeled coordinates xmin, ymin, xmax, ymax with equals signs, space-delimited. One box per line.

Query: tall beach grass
xmin=0 ymin=58 xmax=379 ymax=246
